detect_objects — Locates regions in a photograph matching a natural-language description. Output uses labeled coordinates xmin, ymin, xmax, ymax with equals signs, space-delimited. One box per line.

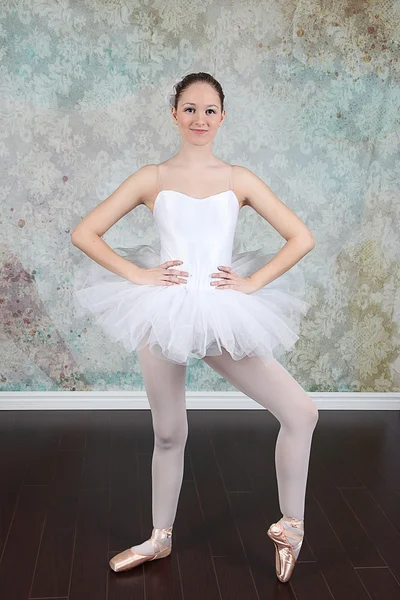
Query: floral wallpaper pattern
xmin=1 ymin=1 xmax=399 ymax=392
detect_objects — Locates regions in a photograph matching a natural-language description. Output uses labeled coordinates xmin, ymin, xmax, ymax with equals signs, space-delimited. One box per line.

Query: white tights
xmin=131 ymin=344 xmax=318 ymax=555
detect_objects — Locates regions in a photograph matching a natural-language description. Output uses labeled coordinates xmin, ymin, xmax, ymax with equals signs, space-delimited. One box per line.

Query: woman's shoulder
xmin=230 ymin=163 xmax=252 ymax=175
xmin=230 ymin=164 xmax=257 ymax=190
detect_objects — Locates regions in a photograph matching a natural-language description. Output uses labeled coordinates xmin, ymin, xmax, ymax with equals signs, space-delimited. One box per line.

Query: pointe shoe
xmin=267 ymin=517 xmax=304 ymax=583
xmin=109 ymin=525 xmax=173 ymax=572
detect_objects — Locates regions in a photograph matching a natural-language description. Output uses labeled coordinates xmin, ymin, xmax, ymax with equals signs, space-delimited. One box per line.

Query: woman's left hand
xmin=210 ymin=266 xmax=260 ymax=294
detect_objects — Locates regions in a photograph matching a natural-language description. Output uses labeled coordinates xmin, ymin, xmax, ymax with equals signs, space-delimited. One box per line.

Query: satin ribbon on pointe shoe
xmin=109 ymin=525 xmax=173 ymax=572
xmin=267 ymin=517 xmax=304 ymax=583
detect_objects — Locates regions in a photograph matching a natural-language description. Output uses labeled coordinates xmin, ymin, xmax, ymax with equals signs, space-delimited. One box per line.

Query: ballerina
xmin=71 ymin=71 xmax=318 ymax=583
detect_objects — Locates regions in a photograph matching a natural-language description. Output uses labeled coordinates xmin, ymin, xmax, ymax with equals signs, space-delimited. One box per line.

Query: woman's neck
xmin=172 ymin=142 xmax=218 ymax=167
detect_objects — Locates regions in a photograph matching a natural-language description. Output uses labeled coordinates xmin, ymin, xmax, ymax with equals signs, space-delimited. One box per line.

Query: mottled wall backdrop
xmin=1 ymin=1 xmax=399 ymax=393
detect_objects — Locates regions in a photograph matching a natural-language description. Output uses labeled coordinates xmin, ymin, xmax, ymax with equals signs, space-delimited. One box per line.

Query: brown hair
xmin=172 ymin=72 xmax=225 ymax=112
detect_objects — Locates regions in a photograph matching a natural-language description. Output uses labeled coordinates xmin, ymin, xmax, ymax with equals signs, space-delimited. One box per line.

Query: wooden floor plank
xmin=309 ymin=453 xmax=385 ymax=568
xmin=356 ymin=566 xmax=400 ymax=600
xmin=340 ymin=487 xmax=400 ymax=583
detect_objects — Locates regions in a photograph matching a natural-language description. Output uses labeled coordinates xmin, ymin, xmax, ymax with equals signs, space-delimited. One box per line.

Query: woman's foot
xmin=267 ymin=515 xmax=304 ymax=583
xmin=109 ymin=525 xmax=173 ymax=572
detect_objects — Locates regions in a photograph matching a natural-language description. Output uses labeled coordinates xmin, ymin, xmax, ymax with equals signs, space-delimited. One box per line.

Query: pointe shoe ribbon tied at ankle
xmin=109 ymin=526 xmax=173 ymax=572
xmin=267 ymin=517 xmax=304 ymax=583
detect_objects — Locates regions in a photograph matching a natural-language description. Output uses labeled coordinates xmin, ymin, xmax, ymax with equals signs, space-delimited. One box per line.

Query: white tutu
xmin=73 ymin=241 xmax=311 ymax=365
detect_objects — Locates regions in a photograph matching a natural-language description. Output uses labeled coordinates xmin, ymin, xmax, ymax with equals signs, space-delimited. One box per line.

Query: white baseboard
xmin=0 ymin=392 xmax=399 ymax=410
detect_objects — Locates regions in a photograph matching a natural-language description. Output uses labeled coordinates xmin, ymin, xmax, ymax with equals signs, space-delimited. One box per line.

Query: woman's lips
xmin=191 ymin=129 xmax=207 ymax=134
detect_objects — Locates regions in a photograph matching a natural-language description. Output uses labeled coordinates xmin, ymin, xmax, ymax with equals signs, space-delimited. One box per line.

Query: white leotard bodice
xmin=153 ymin=188 xmax=240 ymax=292
xmin=153 ymin=164 xmax=240 ymax=292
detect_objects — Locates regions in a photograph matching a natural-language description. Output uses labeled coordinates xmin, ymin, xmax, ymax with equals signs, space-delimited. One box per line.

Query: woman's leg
xmin=131 ymin=343 xmax=188 ymax=554
xmin=202 ymin=349 xmax=318 ymax=555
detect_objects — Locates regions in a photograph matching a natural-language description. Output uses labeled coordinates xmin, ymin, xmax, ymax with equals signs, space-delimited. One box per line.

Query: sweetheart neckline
xmin=152 ymin=189 xmax=240 ymax=215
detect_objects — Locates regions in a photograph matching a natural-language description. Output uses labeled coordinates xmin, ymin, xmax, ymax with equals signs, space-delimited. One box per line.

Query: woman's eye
xmin=184 ymin=108 xmax=215 ymax=114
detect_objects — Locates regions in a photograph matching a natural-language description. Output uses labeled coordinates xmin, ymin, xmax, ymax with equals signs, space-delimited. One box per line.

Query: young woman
xmin=71 ymin=72 xmax=318 ymax=583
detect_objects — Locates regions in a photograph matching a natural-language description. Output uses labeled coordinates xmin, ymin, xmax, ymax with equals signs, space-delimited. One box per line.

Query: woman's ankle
xmin=282 ymin=515 xmax=304 ymax=529
xmin=130 ymin=525 xmax=173 ymax=554
xmin=279 ymin=515 xmax=304 ymax=560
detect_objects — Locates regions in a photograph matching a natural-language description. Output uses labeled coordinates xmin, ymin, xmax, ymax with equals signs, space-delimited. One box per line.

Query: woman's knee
xmin=285 ymin=394 xmax=318 ymax=432
xmin=302 ymin=397 xmax=319 ymax=429
xmin=154 ymin=418 xmax=189 ymax=451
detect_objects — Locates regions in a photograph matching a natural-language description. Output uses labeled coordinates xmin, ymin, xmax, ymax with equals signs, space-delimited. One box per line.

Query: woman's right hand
xmin=132 ymin=260 xmax=189 ymax=286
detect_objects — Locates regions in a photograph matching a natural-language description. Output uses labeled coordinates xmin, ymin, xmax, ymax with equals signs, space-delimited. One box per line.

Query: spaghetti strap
xmin=156 ymin=164 xmax=162 ymax=193
xmin=229 ymin=164 xmax=233 ymax=191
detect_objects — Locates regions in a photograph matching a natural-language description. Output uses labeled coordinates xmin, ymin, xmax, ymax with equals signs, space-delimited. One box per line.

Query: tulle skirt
xmin=72 ymin=243 xmax=311 ymax=365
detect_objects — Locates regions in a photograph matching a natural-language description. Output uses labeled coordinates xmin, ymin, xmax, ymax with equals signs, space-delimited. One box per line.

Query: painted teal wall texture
xmin=1 ymin=1 xmax=399 ymax=392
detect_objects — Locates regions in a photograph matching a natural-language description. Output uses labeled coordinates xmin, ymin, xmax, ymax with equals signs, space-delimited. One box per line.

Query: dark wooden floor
xmin=0 ymin=408 xmax=399 ymax=600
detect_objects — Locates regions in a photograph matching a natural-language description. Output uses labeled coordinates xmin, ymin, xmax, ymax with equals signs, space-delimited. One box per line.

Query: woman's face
xmin=172 ymin=82 xmax=225 ymax=144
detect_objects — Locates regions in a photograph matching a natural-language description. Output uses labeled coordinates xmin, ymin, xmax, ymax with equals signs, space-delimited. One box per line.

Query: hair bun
xmin=163 ymin=70 xmax=193 ymax=108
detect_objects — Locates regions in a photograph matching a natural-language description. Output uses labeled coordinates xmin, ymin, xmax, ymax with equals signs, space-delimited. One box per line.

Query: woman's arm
xmin=234 ymin=166 xmax=315 ymax=289
xmin=71 ymin=165 xmax=155 ymax=283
